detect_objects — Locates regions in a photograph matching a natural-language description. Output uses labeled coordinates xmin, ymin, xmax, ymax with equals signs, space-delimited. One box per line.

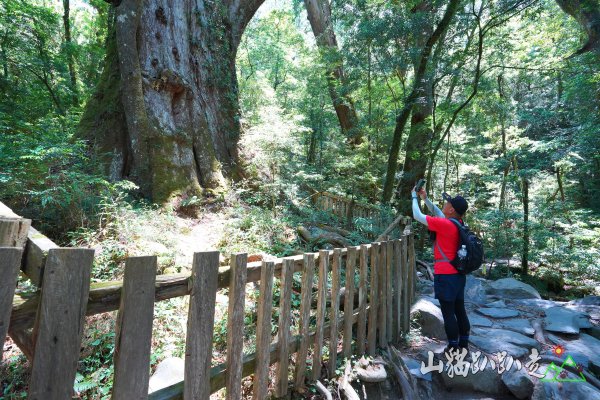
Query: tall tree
xmin=555 ymin=0 xmax=600 ymax=56
xmin=78 ymin=0 xmax=266 ymax=202
xmin=62 ymin=0 xmax=78 ymax=105
xmin=381 ymin=0 xmax=462 ymax=204
xmin=304 ymin=0 xmax=362 ymax=146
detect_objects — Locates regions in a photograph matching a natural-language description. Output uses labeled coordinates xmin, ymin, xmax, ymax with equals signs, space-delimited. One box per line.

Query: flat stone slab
xmin=471 ymin=327 xmax=539 ymax=358
xmin=486 ymin=299 xmax=507 ymax=308
xmin=468 ymin=312 xmax=493 ymax=327
xmin=477 ymin=307 xmax=520 ymax=319
xmin=495 ymin=318 xmax=535 ymax=336
xmin=532 ymin=367 xmax=600 ymax=400
xmin=512 ymin=298 xmax=561 ymax=310
xmin=488 ymin=278 xmax=541 ymax=300
xmin=544 ymin=306 xmax=592 ymax=334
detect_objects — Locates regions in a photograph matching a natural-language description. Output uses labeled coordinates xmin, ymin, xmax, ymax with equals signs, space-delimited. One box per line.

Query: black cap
xmin=442 ymin=192 xmax=469 ymax=216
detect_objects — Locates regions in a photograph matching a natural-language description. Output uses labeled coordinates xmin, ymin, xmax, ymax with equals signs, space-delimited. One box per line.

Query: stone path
xmin=409 ymin=276 xmax=600 ymax=399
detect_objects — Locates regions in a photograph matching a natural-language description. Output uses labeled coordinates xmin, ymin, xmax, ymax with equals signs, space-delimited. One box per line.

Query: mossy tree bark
xmin=78 ymin=0 xmax=265 ymax=203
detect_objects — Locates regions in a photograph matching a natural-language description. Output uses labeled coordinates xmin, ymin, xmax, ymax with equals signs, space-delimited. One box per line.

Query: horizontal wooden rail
xmin=10 ymin=246 xmax=375 ymax=331
xmin=148 ymin=307 xmax=369 ymax=400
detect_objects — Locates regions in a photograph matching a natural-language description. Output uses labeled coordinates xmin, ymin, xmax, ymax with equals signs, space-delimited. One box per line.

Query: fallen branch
xmin=315 ymin=380 xmax=333 ymax=400
xmin=297 ymin=226 xmax=350 ymax=248
xmin=390 ymin=346 xmax=420 ymax=397
xmin=339 ymin=361 xmax=360 ymax=400
xmin=376 ymin=215 xmax=410 ymax=241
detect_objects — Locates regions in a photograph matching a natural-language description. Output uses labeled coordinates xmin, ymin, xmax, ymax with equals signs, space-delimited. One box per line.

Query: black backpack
xmin=434 ymin=218 xmax=484 ymax=274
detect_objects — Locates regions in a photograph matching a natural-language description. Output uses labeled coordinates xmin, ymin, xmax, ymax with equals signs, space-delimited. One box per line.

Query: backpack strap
xmin=434 ymin=240 xmax=451 ymax=263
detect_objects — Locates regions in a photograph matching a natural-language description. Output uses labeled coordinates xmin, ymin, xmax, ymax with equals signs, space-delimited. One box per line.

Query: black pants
xmin=434 ymin=274 xmax=470 ymax=341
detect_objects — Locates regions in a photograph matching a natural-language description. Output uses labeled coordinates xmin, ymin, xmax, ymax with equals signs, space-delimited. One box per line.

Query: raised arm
xmin=411 ymin=189 xmax=428 ymax=226
xmin=424 ymin=197 xmax=444 ymax=218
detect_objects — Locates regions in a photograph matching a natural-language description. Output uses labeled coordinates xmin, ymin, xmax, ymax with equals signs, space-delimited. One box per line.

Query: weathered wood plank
xmin=294 ymin=254 xmax=315 ymax=391
xmin=386 ymin=240 xmax=394 ymax=344
xmin=328 ymin=248 xmax=342 ymax=377
xmin=312 ymin=250 xmax=328 ymax=381
xmin=393 ymin=239 xmax=402 ymax=342
xmin=276 ymin=258 xmax=294 ymax=397
xmin=408 ymin=234 xmax=416 ymax=306
xmin=0 ymin=218 xmax=31 ymax=248
xmin=356 ymin=244 xmax=368 ymax=355
xmin=11 ymin=247 xmax=380 ymax=332
xmin=28 ymin=248 xmax=94 ymax=400
xmin=23 ymin=227 xmax=59 ymax=286
xmin=367 ymin=243 xmax=379 ymax=356
xmin=184 ymin=252 xmax=220 ymax=400
xmin=253 ymin=261 xmax=275 ymax=400
xmin=0 ymin=247 xmax=23 ymax=345
xmin=112 ymin=256 xmax=157 ymax=400
xmin=225 ymin=253 xmax=247 ymax=400
xmin=401 ymin=235 xmax=409 ymax=333
xmin=149 ymin=307 xmax=371 ymax=400
xmin=378 ymin=241 xmax=387 ymax=347
xmin=342 ymin=246 xmax=357 ymax=358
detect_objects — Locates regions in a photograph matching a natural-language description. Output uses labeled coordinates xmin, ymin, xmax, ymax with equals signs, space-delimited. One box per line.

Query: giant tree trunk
xmin=78 ymin=0 xmax=265 ymax=202
xmin=304 ymin=0 xmax=362 ymax=146
xmin=555 ymin=0 xmax=600 ymax=56
xmin=62 ymin=0 xmax=78 ymax=105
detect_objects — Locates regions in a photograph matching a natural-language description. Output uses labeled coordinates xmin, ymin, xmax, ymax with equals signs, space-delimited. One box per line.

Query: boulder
xmin=568 ymin=296 xmax=600 ymax=306
xmin=501 ymin=367 xmax=535 ymax=399
xmin=488 ymin=278 xmax=541 ymax=300
xmin=440 ymin=361 xmax=509 ymax=395
xmin=402 ymin=356 xmax=432 ymax=382
xmin=477 ymin=307 xmax=520 ymax=319
xmin=411 ymin=298 xmax=446 ymax=340
xmin=464 ymin=275 xmax=489 ymax=304
xmin=544 ymin=306 xmax=592 ymax=335
xmin=148 ymin=357 xmax=185 ymax=394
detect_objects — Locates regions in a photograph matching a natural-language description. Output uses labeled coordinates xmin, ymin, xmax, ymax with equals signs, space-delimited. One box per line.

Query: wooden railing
xmin=1 ymin=203 xmax=417 ymax=399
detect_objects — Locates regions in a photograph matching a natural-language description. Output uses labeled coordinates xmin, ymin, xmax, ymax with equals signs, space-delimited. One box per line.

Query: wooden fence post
xmin=357 ymin=244 xmax=368 ymax=355
xmin=276 ymin=258 xmax=294 ymax=397
xmin=342 ymin=246 xmax=357 ymax=358
xmin=392 ymin=239 xmax=402 ymax=342
xmin=226 ymin=253 xmax=247 ymax=400
xmin=367 ymin=243 xmax=379 ymax=356
xmin=328 ymin=248 xmax=341 ymax=377
xmin=312 ymin=250 xmax=328 ymax=381
xmin=386 ymin=240 xmax=394 ymax=344
xmin=253 ymin=261 xmax=275 ymax=400
xmin=401 ymin=236 xmax=410 ymax=333
xmin=0 ymin=247 xmax=23 ymax=344
xmin=295 ymin=254 xmax=315 ymax=391
xmin=184 ymin=251 xmax=220 ymax=400
xmin=112 ymin=256 xmax=157 ymax=400
xmin=377 ymin=242 xmax=387 ymax=346
xmin=28 ymin=248 xmax=94 ymax=400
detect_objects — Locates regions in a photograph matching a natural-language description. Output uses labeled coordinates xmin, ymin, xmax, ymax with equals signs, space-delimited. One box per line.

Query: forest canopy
xmin=1 ymin=0 xmax=599 ymax=281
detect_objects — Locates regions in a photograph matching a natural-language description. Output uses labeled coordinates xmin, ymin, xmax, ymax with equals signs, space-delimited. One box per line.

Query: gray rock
xmin=495 ymin=318 xmax=535 ymax=336
xmin=501 ymin=367 xmax=535 ymax=399
xmin=148 ymin=357 xmax=185 ymax=394
xmin=488 ymin=278 xmax=541 ymax=299
xmin=441 ymin=362 xmax=509 ymax=395
xmin=465 ymin=275 xmax=489 ymax=304
xmin=565 ymin=303 xmax=600 ymax=322
xmin=418 ymin=279 xmax=434 ymax=296
xmin=531 ymin=367 xmax=600 ymax=400
xmin=468 ymin=312 xmax=494 ymax=327
xmin=470 ymin=327 xmax=539 ymax=358
xmin=356 ymin=364 xmax=387 ymax=383
xmin=546 ymin=333 xmax=600 ymax=374
xmin=411 ymin=298 xmax=446 ymax=339
xmin=568 ymin=296 xmax=600 ymax=306
xmin=477 ymin=307 xmax=520 ymax=319
xmin=512 ymin=298 xmax=561 ymax=310
xmin=585 ymin=325 xmax=600 ymax=340
xmin=487 ymin=299 xmax=507 ymax=308
xmin=544 ymin=306 xmax=592 ymax=334
xmin=402 ymin=356 xmax=432 ymax=382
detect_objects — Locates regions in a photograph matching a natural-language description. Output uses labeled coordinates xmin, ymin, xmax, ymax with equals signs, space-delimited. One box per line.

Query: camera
xmin=415 ymin=178 xmax=426 ymax=192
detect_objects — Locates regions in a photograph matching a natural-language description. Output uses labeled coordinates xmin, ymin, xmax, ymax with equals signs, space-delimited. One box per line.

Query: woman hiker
xmin=411 ymin=185 xmax=471 ymax=354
